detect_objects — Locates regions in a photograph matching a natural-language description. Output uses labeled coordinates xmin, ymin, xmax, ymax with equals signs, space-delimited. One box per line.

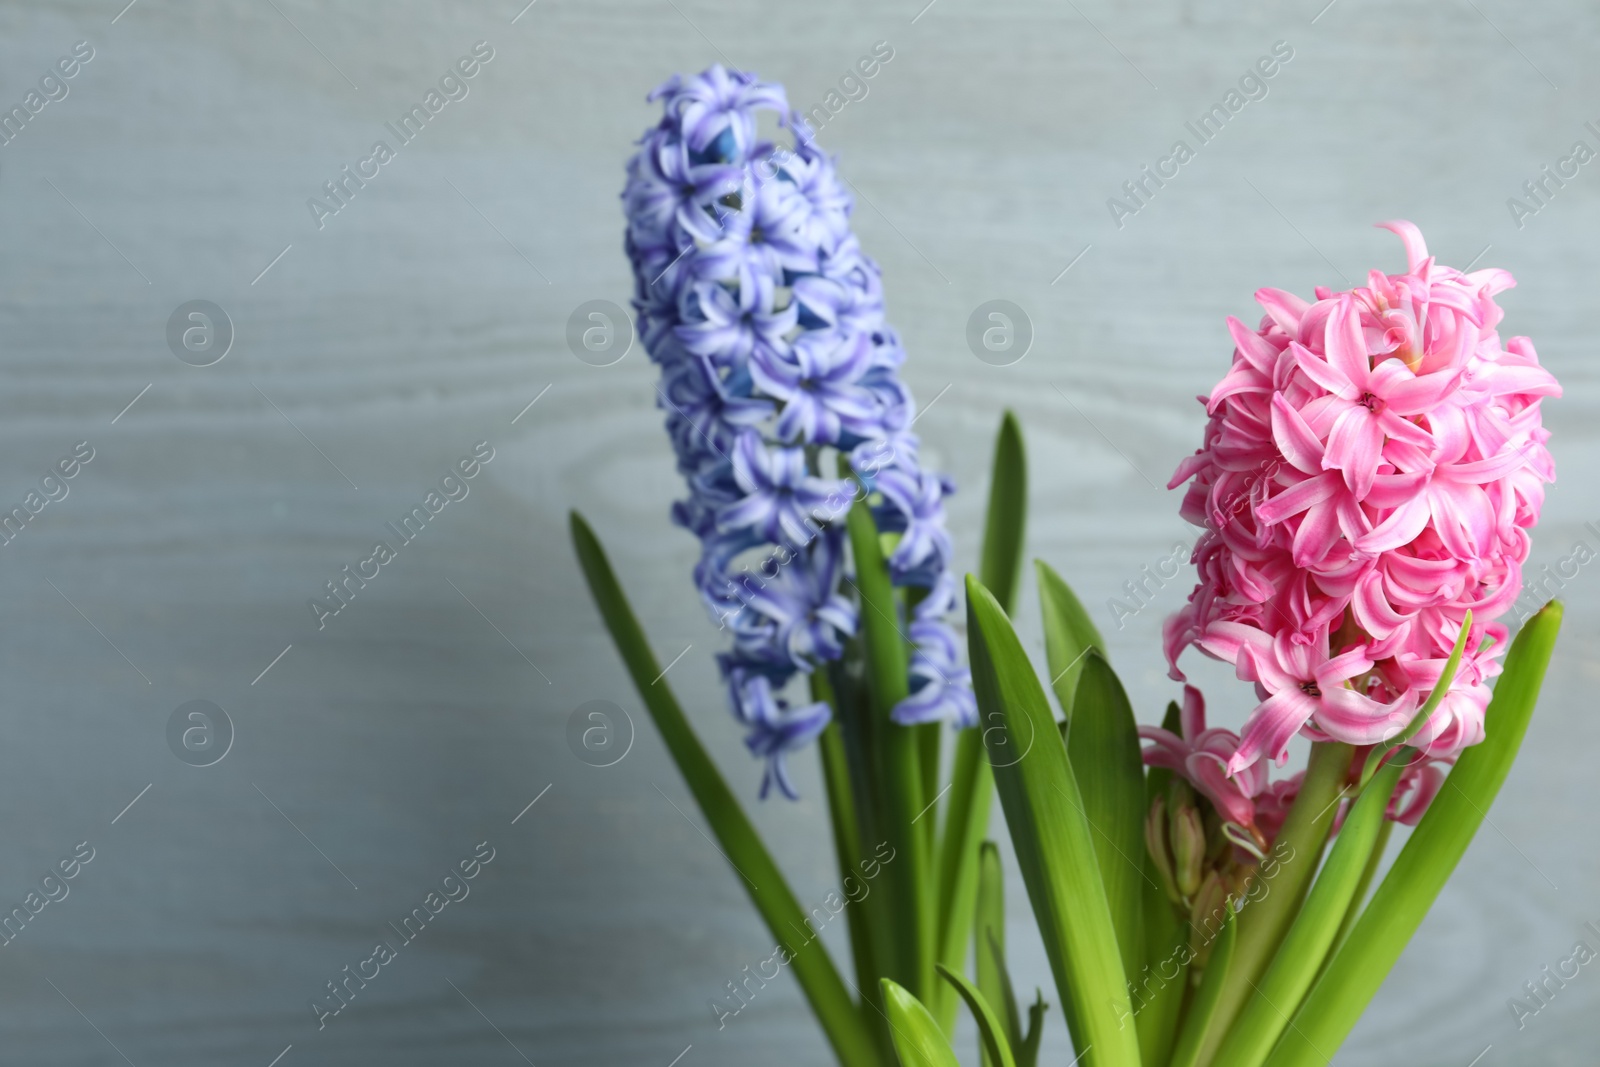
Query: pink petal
xmin=1292 ymin=499 xmax=1344 ymax=568
xmin=1208 ymin=361 xmax=1271 ymax=413
xmin=1365 ymin=470 xmax=1428 ymax=509
xmin=1391 ymin=763 xmax=1444 ymax=825
xmin=1324 ymin=298 xmax=1372 ymax=392
xmin=1290 ymin=341 xmax=1358 ymax=400
xmin=1200 ymin=620 xmax=1272 ymax=671
xmin=1336 ymin=494 xmax=1373 ymax=549
xmin=1314 ymin=687 xmax=1414 ymax=746
xmin=1464 ymin=268 xmax=1515 ymax=296
xmin=1169 ymin=450 xmax=1210 ymax=491
xmin=1271 ymin=394 xmax=1325 ymax=474
xmin=1181 ymin=685 xmax=1206 ymax=738
xmin=1230 ymin=688 xmax=1318 ymax=773
xmin=1194 ymin=729 xmax=1244 ymax=763
xmin=1376 ymin=410 xmax=1434 ymax=449
xmin=1428 ymin=482 xmax=1494 ymax=560
xmin=1187 ymin=752 xmax=1257 ymax=826
xmin=1473 ymin=363 xmax=1562 ymax=399
xmin=1227 ymin=316 xmax=1282 ymax=373
xmin=1352 ymin=569 xmax=1410 ymax=638
xmin=1254 ymin=288 xmax=1311 ymax=337
xmin=1258 ymin=470 xmax=1341 ymax=525
xmin=1376 ymin=220 xmax=1428 ymax=273
xmin=1355 ymin=493 xmax=1431 ymax=553
xmin=1137 ymin=726 xmax=1189 ymax=772
xmin=1323 ymin=407 xmax=1383 ymax=500
xmin=1442 ymin=449 xmax=1528 ymax=485
xmin=1370 ymin=359 xmax=1459 ymax=416
xmin=1316 ymin=646 xmax=1375 ymax=687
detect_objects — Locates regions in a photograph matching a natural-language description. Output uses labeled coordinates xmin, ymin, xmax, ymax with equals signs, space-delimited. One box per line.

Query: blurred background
xmin=0 ymin=0 xmax=1594 ymax=1063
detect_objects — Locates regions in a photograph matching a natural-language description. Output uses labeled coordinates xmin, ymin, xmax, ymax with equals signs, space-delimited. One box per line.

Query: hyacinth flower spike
xmin=574 ymin=65 xmax=1034 ymax=1066
xmin=953 ymin=221 xmax=1562 ymax=1067
xmin=1159 ymin=222 xmax=1563 ymax=1067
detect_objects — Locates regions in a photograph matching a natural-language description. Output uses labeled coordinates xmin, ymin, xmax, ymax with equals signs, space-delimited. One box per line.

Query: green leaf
xmin=981 ymin=411 xmax=1029 ymax=615
xmin=975 ymin=842 xmax=1022 ymax=1060
xmin=1213 ymin=757 xmax=1405 ymax=1067
xmin=966 ymin=573 xmax=1142 ymax=1067
xmin=1168 ymin=905 xmax=1238 ymax=1067
xmin=1198 ymin=741 xmax=1353 ymax=1065
xmin=938 ymin=963 xmax=1019 ymax=1067
xmin=930 ymin=410 xmax=1025 ymax=1029
xmin=1262 ymin=601 xmax=1563 ymax=1067
xmin=1135 ymin=880 xmax=1187 ymax=1066
xmin=845 ymin=498 xmax=912 ymax=717
xmin=1018 ymin=990 xmax=1048 ymax=1067
xmin=931 ymin=730 xmax=993 ymax=1032
xmin=570 ymin=512 xmax=878 ymax=1067
xmin=847 ymin=498 xmax=932 ymax=1001
xmin=1064 ymin=653 xmax=1147 ymax=987
xmin=1135 ymin=701 xmax=1186 ymax=1067
xmin=1327 ymin=817 xmax=1393 ymax=959
xmin=882 ymin=979 xmax=961 ymax=1067
xmin=1037 ymin=560 xmax=1107 ymax=722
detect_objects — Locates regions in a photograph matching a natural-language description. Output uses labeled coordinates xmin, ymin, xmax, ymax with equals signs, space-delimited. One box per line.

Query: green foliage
xmin=882 ymin=979 xmax=961 ymax=1067
xmin=1036 ymin=560 xmax=1106 ymax=722
xmin=1262 ymin=602 xmax=1562 ymax=1067
xmin=1065 ymin=653 xmax=1148 ymax=985
xmin=571 ymin=512 xmax=877 ymax=1067
xmin=966 ymin=574 xmax=1142 ymax=1066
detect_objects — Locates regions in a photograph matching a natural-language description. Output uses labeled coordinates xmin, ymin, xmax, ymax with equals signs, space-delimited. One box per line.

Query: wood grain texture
xmin=0 ymin=1 xmax=1595 ymax=1063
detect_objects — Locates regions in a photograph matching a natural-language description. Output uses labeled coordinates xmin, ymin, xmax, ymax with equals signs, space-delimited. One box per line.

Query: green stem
xmin=929 ymin=730 xmax=994 ymax=1032
xmin=905 ymin=584 xmax=941 ymax=864
xmin=815 ymin=679 xmax=879 ymax=1019
xmin=815 ymin=680 xmax=862 ymax=878
xmin=1210 ymin=760 xmax=1403 ymax=1067
xmin=847 ymin=498 xmax=930 ymax=1002
xmin=919 ymin=722 xmax=942 ymax=857
xmin=827 ymin=660 xmax=901 ymax=1064
xmin=1194 ymin=742 xmax=1352 ymax=1067
xmin=1328 ymin=816 xmax=1392 ymax=960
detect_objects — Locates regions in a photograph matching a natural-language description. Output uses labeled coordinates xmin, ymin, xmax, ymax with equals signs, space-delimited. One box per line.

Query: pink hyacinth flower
xmin=1166 ymin=221 xmax=1559 ymax=801
xmin=1139 ymin=686 xmax=1267 ymax=831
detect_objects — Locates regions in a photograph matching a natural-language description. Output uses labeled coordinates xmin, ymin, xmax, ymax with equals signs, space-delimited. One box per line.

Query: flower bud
xmin=1145 ymin=795 xmax=1181 ymax=905
xmin=1170 ymin=800 xmax=1206 ymax=900
xmin=1188 ymin=870 xmax=1232 ymax=971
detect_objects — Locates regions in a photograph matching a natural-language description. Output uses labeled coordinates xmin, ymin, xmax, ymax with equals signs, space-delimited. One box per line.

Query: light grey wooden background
xmin=0 ymin=0 xmax=1595 ymax=1063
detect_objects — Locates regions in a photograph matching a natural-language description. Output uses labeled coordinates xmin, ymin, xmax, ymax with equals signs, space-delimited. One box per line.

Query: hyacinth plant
xmin=879 ymin=223 xmax=1563 ymax=1067
xmin=571 ymin=67 xmax=1040 ymax=1066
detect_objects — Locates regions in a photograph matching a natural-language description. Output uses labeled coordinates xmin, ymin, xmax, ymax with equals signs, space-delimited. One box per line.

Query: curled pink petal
xmin=1376 ymin=220 xmax=1429 ymax=273
xmin=1255 ymin=287 xmax=1311 ymax=338
xmin=1231 ymin=688 xmax=1318 ymax=773
xmin=1188 ymin=752 xmax=1258 ymax=826
xmin=1180 ymin=685 xmax=1206 ymax=737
